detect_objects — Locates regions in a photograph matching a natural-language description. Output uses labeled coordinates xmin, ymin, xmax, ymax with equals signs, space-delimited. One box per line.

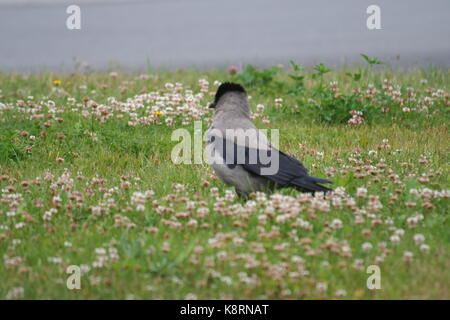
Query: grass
xmin=0 ymin=65 xmax=449 ymax=299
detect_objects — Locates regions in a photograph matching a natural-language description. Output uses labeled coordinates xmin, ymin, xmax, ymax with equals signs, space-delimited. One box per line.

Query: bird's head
xmin=209 ymin=82 xmax=250 ymax=117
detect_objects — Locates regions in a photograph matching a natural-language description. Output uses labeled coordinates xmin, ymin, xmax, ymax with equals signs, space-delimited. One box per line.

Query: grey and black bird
xmin=205 ymin=82 xmax=333 ymax=197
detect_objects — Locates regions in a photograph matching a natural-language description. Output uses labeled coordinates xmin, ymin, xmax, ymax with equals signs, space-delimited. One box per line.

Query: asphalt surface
xmin=0 ymin=0 xmax=449 ymax=72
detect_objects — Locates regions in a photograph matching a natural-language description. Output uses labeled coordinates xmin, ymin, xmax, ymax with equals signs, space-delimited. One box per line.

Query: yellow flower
xmin=353 ymin=289 xmax=365 ymax=298
xmin=53 ymin=80 xmax=62 ymax=86
xmin=153 ymin=111 xmax=163 ymax=116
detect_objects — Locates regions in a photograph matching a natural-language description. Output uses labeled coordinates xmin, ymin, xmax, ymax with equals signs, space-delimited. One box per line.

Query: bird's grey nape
xmin=214 ymin=91 xmax=250 ymax=116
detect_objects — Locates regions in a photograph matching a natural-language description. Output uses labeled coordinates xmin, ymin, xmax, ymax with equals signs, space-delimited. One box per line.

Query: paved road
xmin=0 ymin=0 xmax=449 ymax=72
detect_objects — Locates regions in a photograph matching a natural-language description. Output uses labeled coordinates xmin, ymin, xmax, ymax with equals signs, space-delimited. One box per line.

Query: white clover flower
xmin=390 ymin=235 xmax=401 ymax=245
xmin=256 ymin=104 xmax=265 ymax=112
xmin=185 ymin=293 xmax=198 ymax=300
xmin=95 ymin=248 xmax=107 ymax=255
xmin=413 ymin=234 xmax=425 ymax=245
xmin=356 ymin=187 xmax=368 ymax=198
xmin=291 ymin=255 xmax=305 ymax=264
xmin=48 ymin=257 xmax=63 ymax=264
xmin=5 ymin=287 xmax=24 ymax=300
xmin=233 ymin=237 xmax=244 ymax=246
xmin=362 ymin=242 xmax=373 ymax=252
xmin=406 ymin=216 xmax=419 ymax=228
xmin=335 ymin=289 xmax=347 ymax=297
xmin=15 ymin=222 xmax=26 ymax=229
xmin=276 ymin=214 xmax=289 ymax=224
xmin=403 ymin=251 xmax=413 ymax=262
xmin=395 ymin=229 xmax=405 ymax=237
xmin=330 ymin=219 xmax=343 ymax=229
xmin=316 ymin=282 xmax=328 ymax=293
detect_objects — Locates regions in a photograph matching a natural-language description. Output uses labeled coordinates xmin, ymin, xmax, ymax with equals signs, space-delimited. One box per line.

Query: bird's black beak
xmin=208 ymin=102 xmax=216 ymax=109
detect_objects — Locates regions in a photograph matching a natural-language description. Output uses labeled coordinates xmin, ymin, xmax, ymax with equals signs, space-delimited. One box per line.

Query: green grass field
xmin=0 ymin=64 xmax=449 ymax=299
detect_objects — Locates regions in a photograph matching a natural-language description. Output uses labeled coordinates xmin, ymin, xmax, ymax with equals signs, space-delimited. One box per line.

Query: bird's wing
xmin=208 ymin=134 xmax=333 ymax=192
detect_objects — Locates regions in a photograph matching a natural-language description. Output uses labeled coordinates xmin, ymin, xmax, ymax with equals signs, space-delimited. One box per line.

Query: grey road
xmin=0 ymin=0 xmax=449 ymax=72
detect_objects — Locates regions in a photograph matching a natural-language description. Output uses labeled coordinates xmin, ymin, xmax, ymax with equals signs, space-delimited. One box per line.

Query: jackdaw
xmin=205 ymin=82 xmax=332 ymax=197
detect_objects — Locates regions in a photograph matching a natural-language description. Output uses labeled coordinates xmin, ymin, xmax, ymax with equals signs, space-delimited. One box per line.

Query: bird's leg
xmin=235 ymin=189 xmax=249 ymax=200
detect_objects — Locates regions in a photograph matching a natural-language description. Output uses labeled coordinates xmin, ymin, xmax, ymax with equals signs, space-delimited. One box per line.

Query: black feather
xmin=291 ymin=176 xmax=333 ymax=193
xmin=214 ymin=82 xmax=246 ymax=105
xmin=213 ymin=136 xmax=333 ymax=193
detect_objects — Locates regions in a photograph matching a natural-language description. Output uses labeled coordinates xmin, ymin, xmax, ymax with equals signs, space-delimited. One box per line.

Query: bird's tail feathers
xmin=291 ymin=175 xmax=333 ymax=193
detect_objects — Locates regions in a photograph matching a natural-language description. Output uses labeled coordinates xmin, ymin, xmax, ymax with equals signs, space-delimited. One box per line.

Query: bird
xmin=205 ymin=82 xmax=333 ymax=198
